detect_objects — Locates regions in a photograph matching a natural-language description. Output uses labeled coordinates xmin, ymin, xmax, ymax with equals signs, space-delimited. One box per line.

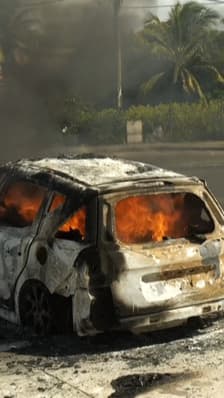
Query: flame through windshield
xmin=115 ymin=193 xmax=213 ymax=244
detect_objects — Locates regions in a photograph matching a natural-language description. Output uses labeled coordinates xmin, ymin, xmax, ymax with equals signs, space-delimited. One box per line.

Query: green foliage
xmin=84 ymin=109 xmax=126 ymax=145
xmin=61 ymin=104 xmax=126 ymax=145
xmin=61 ymin=100 xmax=224 ymax=144
xmin=126 ymin=101 xmax=224 ymax=141
xmin=140 ymin=1 xmax=224 ymax=103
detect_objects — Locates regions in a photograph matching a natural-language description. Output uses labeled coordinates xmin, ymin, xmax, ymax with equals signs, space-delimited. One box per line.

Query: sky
xmin=121 ymin=0 xmax=224 ymax=24
xmin=19 ymin=1 xmax=224 ymax=26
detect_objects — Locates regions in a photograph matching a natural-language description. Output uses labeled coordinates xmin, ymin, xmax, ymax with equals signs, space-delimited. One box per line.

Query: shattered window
xmin=115 ymin=192 xmax=214 ymax=244
xmin=0 ymin=181 xmax=47 ymax=228
xmin=56 ymin=207 xmax=87 ymax=242
xmin=49 ymin=193 xmax=66 ymax=212
xmin=49 ymin=193 xmax=87 ymax=242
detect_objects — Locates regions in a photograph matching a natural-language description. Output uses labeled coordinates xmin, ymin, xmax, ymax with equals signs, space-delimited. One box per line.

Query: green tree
xmin=141 ymin=1 xmax=224 ymax=103
xmin=205 ymin=29 xmax=224 ymax=99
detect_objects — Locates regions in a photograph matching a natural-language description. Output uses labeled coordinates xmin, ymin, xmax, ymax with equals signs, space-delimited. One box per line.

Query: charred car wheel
xmin=19 ymin=281 xmax=54 ymax=335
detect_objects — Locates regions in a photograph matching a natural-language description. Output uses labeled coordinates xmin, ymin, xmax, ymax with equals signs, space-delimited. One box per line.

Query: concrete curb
xmin=56 ymin=141 xmax=224 ymax=155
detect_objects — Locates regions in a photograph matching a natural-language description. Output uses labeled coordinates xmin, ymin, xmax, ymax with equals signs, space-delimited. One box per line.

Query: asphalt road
xmin=24 ymin=142 xmax=224 ymax=206
xmin=114 ymin=148 xmax=224 ymax=205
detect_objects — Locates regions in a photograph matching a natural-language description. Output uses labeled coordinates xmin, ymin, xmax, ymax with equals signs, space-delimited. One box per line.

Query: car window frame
xmin=0 ymin=176 xmax=49 ymax=233
xmin=106 ymin=187 xmax=219 ymax=246
xmin=38 ymin=190 xmax=97 ymax=244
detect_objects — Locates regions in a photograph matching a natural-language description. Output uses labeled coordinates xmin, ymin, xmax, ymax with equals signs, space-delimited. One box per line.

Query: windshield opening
xmin=56 ymin=206 xmax=87 ymax=242
xmin=115 ymin=192 xmax=214 ymax=244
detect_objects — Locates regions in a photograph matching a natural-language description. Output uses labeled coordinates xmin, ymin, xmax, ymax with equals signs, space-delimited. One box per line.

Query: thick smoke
xmin=4 ymin=0 xmax=223 ymax=159
xmin=1 ymin=0 xmax=153 ymax=159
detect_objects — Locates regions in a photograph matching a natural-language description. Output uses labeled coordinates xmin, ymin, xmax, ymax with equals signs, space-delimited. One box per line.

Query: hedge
xmin=64 ymin=100 xmax=224 ymax=144
xmin=126 ymin=101 xmax=224 ymax=142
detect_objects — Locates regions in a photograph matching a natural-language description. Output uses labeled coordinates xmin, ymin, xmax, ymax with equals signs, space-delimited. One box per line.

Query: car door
xmin=0 ymin=178 xmax=48 ymax=303
xmin=25 ymin=190 xmax=95 ymax=296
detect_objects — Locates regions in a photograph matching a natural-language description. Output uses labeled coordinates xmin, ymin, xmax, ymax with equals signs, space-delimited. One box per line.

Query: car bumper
xmin=119 ymin=299 xmax=224 ymax=333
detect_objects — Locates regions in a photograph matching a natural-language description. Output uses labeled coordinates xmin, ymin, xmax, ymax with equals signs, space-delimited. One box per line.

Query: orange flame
xmin=50 ymin=194 xmax=66 ymax=212
xmin=50 ymin=194 xmax=86 ymax=238
xmin=115 ymin=194 xmax=187 ymax=244
xmin=59 ymin=207 xmax=86 ymax=237
xmin=0 ymin=185 xmax=86 ymax=239
xmin=0 ymin=182 xmax=46 ymax=226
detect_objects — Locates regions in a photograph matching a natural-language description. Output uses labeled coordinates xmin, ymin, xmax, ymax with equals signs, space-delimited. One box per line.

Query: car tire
xmin=19 ymin=280 xmax=54 ymax=336
xmin=51 ymin=294 xmax=73 ymax=334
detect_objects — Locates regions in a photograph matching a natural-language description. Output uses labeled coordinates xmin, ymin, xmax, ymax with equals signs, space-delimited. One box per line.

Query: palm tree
xmin=141 ymin=1 xmax=224 ymax=102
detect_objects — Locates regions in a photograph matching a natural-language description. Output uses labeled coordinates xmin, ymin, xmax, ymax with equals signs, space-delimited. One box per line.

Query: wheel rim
xmin=20 ymin=284 xmax=52 ymax=335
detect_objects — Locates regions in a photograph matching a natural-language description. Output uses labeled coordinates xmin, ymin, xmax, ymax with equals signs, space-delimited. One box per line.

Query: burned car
xmin=0 ymin=155 xmax=224 ymax=336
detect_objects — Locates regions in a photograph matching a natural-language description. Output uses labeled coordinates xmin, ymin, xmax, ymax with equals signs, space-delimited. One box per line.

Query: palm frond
xmin=183 ymin=68 xmax=207 ymax=102
xmin=141 ymin=72 xmax=165 ymax=95
xmin=191 ymin=76 xmax=207 ymax=103
xmin=203 ymin=65 xmax=224 ymax=83
xmin=181 ymin=70 xmax=191 ymax=94
xmin=144 ymin=13 xmax=161 ymax=27
xmin=140 ymin=1 xmax=222 ymax=102
xmin=183 ymin=68 xmax=195 ymax=92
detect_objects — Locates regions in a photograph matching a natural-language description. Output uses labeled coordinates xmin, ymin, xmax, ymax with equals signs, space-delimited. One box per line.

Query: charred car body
xmin=0 ymin=155 xmax=224 ymax=336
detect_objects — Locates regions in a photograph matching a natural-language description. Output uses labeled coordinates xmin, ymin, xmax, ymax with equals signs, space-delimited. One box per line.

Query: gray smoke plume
xmin=1 ymin=0 xmax=151 ymax=160
xmin=3 ymin=0 xmax=222 ymax=159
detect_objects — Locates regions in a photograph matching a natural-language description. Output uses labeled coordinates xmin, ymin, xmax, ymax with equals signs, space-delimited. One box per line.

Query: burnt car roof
xmin=1 ymin=156 xmax=202 ymax=194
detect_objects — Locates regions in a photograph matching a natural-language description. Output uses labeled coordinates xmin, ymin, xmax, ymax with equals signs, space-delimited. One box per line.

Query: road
xmin=1 ymin=317 xmax=224 ymax=397
xmin=116 ymin=147 xmax=224 ymax=205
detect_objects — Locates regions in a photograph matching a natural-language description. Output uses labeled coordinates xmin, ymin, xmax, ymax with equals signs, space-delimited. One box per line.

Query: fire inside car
xmin=0 ymin=181 xmax=46 ymax=227
xmin=115 ymin=192 xmax=214 ymax=244
xmin=50 ymin=194 xmax=86 ymax=241
xmin=0 ymin=182 xmax=86 ymax=241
